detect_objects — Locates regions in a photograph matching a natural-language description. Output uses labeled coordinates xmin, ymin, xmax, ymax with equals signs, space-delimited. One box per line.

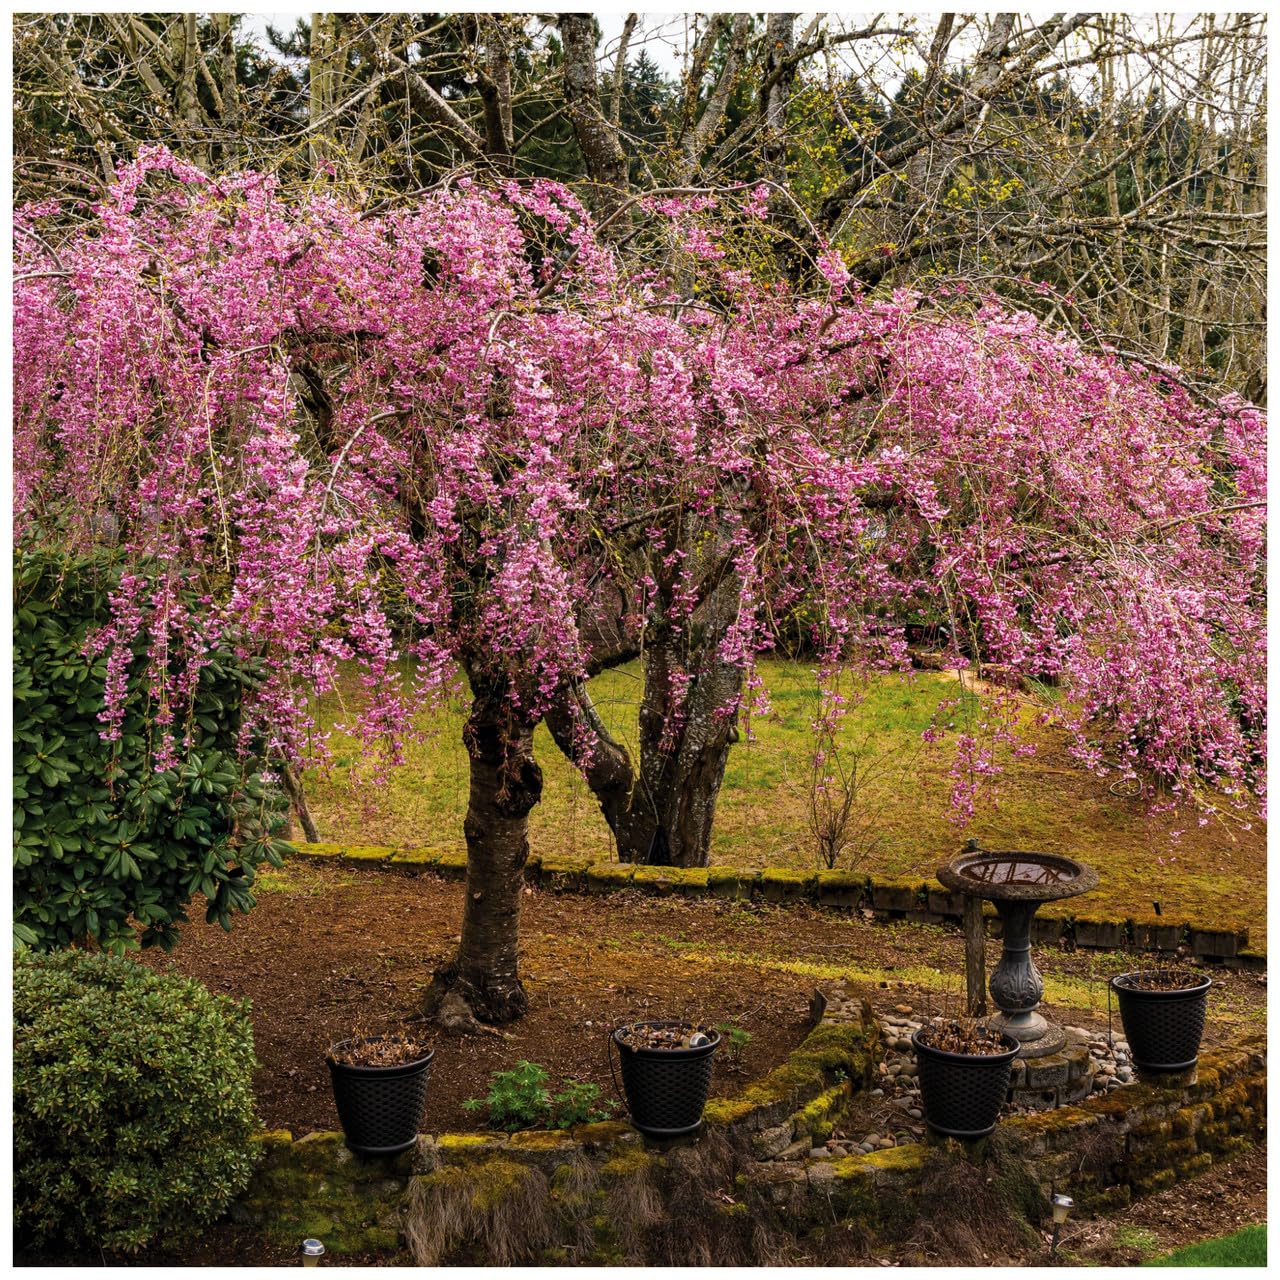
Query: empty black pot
xmin=1111 ymin=971 xmax=1211 ymax=1072
xmin=612 ymin=1021 xmax=720 ymax=1138
xmin=912 ymin=1027 xmax=1019 ymax=1140
xmin=326 ymin=1038 xmax=434 ymax=1157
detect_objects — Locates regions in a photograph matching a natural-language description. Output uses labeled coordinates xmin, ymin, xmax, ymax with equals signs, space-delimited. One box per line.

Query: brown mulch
xmin=137 ymin=858 xmax=820 ymax=1135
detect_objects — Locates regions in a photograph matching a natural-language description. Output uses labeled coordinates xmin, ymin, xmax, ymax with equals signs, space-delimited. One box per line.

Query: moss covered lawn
xmin=300 ymin=660 xmax=1265 ymax=941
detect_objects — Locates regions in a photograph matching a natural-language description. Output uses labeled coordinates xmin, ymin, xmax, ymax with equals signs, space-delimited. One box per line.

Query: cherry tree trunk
xmin=423 ymin=682 xmax=542 ymax=1029
xmin=545 ymin=583 xmax=747 ymax=869
xmin=617 ymin=640 xmax=743 ymax=868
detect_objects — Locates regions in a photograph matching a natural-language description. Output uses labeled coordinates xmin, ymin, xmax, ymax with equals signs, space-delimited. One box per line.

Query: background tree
xmin=808 ymin=13 xmax=1266 ymax=397
xmin=16 ymin=12 xmax=1263 ymax=395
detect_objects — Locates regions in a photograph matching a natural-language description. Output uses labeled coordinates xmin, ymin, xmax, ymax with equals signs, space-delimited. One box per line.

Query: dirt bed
xmin=138 ymin=858 xmax=820 ymax=1135
xmin=139 ymin=857 xmax=1266 ymax=1137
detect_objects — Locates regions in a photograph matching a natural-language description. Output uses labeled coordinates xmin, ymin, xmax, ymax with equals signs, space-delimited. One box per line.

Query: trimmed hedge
xmin=13 ymin=547 xmax=290 ymax=951
xmin=13 ymin=948 xmax=260 ymax=1253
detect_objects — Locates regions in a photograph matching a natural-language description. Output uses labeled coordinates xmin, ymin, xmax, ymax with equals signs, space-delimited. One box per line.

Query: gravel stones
xmin=874 ymin=1007 xmax=1135 ymax=1122
xmin=820 ymin=1000 xmax=1139 ymax=1160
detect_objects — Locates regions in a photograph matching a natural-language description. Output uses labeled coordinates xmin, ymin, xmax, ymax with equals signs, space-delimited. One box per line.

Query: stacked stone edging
xmin=292 ymin=842 xmax=1264 ymax=967
xmin=233 ymin=981 xmax=1263 ymax=1262
xmin=1001 ymin=1032 xmax=1266 ymax=1205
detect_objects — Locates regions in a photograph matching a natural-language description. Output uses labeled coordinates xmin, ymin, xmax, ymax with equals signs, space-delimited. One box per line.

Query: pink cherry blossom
xmin=13 ymin=150 xmax=1265 ymax=828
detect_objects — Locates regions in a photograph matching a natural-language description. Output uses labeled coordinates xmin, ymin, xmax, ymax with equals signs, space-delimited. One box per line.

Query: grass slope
xmin=301 ymin=660 xmax=1265 ymax=939
xmin=1144 ymin=1224 xmax=1266 ymax=1266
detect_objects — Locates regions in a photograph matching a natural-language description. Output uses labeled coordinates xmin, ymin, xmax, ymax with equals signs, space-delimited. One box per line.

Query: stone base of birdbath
xmin=985 ymin=896 xmax=1067 ymax=1057
xmin=989 ymin=1016 xmax=1066 ymax=1058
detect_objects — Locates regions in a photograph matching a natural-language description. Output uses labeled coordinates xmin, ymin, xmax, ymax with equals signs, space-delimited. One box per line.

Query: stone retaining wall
xmin=1007 ymin=1035 xmax=1267 ymax=1206
xmin=232 ymin=987 xmax=1265 ymax=1263
xmin=293 ymin=841 xmax=1264 ymax=967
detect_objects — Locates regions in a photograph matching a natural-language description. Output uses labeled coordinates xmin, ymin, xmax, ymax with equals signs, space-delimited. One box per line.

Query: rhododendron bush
xmin=14 ymin=149 xmax=1265 ymax=1024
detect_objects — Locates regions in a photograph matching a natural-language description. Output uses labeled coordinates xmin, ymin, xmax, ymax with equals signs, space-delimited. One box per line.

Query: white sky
xmin=239 ymin=12 xmax=766 ymax=75
xmin=236 ymin=13 xmax=1260 ymax=118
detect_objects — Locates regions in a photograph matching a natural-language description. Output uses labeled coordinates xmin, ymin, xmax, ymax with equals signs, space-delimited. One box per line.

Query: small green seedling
xmin=714 ymin=1024 xmax=753 ymax=1061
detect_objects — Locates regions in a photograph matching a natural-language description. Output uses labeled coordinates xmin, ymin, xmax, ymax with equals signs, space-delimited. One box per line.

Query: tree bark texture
xmin=423 ymin=678 xmax=542 ymax=1029
xmin=964 ymin=894 xmax=988 ymax=1016
xmin=547 ymin=591 xmax=744 ymax=868
xmin=623 ymin=636 xmax=743 ymax=866
xmin=559 ymin=13 xmax=630 ymax=228
xmin=473 ymin=15 xmax=515 ymax=173
xmin=280 ymin=764 xmax=320 ymax=843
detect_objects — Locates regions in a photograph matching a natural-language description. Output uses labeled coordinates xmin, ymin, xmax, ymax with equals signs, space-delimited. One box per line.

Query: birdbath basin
xmin=938 ymin=851 xmax=1099 ymax=1055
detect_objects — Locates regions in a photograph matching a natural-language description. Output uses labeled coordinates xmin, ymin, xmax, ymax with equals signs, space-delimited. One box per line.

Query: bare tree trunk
xmin=760 ymin=13 xmax=797 ymax=187
xmin=675 ymin=14 xmax=750 ymax=184
xmin=309 ymin=13 xmax=337 ymax=171
xmin=548 ymin=594 xmax=744 ymax=869
xmin=473 ymin=15 xmax=515 ymax=173
xmin=423 ymin=676 xmax=542 ymax=1029
xmin=759 ymin=13 xmax=805 ymax=272
xmin=174 ymin=12 xmax=205 ymax=166
xmin=216 ymin=13 xmax=239 ymax=168
xmin=544 ymin=678 xmax=635 ymax=838
xmin=559 ymin=13 xmax=630 ymax=227
xmin=622 ymin=637 xmax=742 ymax=866
xmin=964 ymin=895 xmax=988 ymax=1016
xmin=279 ymin=764 xmax=319 ymax=843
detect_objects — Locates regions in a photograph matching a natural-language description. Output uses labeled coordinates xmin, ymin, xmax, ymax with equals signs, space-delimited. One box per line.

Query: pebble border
xmin=803 ymin=1005 xmax=1136 ymax=1160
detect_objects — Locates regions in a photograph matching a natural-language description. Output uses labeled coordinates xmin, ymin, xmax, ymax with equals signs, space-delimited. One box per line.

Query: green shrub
xmin=463 ymin=1060 xmax=613 ymax=1131
xmin=13 ymin=547 xmax=291 ymax=952
xmin=464 ymin=1060 xmax=552 ymax=1130
xmin=549 ymin=1079 xmax=611 ymax=1128
xmin=13 ymin=947 xmax=260 ymax=1253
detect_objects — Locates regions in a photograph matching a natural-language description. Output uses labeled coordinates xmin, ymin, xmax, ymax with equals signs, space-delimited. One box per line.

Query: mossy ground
xmin=301 ymin=660 xmax=1264 ymax=939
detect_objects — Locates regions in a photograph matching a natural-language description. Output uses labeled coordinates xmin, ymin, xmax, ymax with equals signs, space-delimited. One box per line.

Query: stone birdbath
xmin=938 ymin=850 xmax=1099 ymax=1057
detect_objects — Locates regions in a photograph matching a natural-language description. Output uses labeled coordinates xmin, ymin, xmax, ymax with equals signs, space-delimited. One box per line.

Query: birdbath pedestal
xmin=938 ymin=851 xmax=1099 ymax=1057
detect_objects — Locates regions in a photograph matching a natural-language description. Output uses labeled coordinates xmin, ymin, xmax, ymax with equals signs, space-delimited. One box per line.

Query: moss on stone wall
xmin=791 ymin=1083 xmax=851 ymax=1145
xmin=585 ymin=864 xmax=634 ymax=892
xmin=291 ymin=843 xmax=1266 ymax=962
xmin=237 ymin=1132 xmax=414 ymax=1254
xmin=571 ymin=1120 xmax=632 ymax=1147
xmin=232 ymin=973 xmax=1261 ymax=1264
xmin=703 ymin=1017 xmax=876 ymax=1137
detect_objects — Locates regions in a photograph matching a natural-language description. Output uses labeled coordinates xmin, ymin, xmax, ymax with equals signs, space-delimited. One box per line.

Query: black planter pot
xmin=326 ymin=1039 xmax=434 ymax=1157
xmin=612 ymin=1021 xmax=720 ymax=1138
xmin=1111 ymin=972 xmax=1212 ymax=1072
xmin=911 ymin=1027 xmax=1020 ymax=1140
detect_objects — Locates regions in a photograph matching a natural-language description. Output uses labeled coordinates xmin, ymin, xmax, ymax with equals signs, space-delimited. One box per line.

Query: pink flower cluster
xmin=14 ymin=150 xmax=1265 ymax=817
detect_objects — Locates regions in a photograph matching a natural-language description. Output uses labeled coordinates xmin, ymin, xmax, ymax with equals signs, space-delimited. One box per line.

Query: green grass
xmin=1144 ymin=1224 xmax=1266 ymax=1267
xmin=300 ymin=659 xmax=1265 ymax=938
xmin=1117 ymin=1226 xmax=1162 ymax=1257
xmin=254 ymin=861 xmax=357 ymax=897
